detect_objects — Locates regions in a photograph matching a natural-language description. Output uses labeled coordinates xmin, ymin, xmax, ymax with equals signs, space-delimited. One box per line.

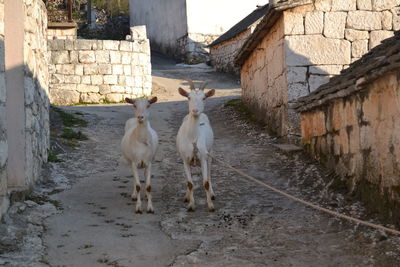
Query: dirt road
xmin=3 ymin=53 xmax=399 ymax=266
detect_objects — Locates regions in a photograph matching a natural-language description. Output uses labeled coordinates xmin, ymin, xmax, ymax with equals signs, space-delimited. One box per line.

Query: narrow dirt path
xmin=41 ymin=53 xmax=400 ymax=267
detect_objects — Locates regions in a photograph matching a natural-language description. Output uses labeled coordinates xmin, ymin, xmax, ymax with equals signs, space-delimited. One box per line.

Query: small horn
xmin=184 ymin=79 xmax=196 ymax=90
xmin=199 ymin=81 xmax=209 ymax=91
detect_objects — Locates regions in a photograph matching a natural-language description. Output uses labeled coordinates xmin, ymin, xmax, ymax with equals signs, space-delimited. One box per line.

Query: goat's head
xmin=125 ymin=97 xmax=157 ymax=123
xmin=178 ymin=79 xmax=215 ymax=117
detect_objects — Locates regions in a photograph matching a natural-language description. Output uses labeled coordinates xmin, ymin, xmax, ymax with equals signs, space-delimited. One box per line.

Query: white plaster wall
xmin=129 ymin=0 xmax=188 ymax=55
xmin=186 ymin=0 xmax=267 ymax=35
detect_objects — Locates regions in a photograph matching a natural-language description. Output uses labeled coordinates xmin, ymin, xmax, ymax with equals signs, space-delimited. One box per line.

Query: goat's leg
xmin=144 ymin=164 xmax=154 ymax=213
xmin=201 ymin=157 xmax=215 ymax=212
xmin=131 ymin=163 xmax=142 ymax=213
xmin=183 ymin=161 xmax=195 ymax=211
xmin=207 ymin=153 xmax=215 ymax=200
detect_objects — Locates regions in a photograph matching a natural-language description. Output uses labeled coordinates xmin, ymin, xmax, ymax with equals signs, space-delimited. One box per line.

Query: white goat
xmin=121 ymin=97 xmax=158 ymax=213
xmin=176 ymin=79 xmax=216 ymax=212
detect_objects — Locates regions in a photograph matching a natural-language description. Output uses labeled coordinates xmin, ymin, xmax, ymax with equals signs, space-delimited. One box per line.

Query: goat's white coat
xmin=121 ymin=97 xmax=158 ymax=213
xmin=176 ymin=85 xmax=216 ymax=211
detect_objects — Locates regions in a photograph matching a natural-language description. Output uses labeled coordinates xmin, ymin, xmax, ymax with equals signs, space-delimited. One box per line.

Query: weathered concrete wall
xmin=0 ymin=0 xmax=7 ymax=217
xmin=210 ymin=28 xmax=253 ymax=75
xmin=24 ymin=0 xmax=50 ymax=187
xmin=129 ymin=0 xmax=188 ymax=56
xmin=48 ymin=36 xmax=152 ymax=105
xmin=241 ymin=16 xmax=287 ymax=137
xmin=300 ymin=72 xmax=400 ymax=223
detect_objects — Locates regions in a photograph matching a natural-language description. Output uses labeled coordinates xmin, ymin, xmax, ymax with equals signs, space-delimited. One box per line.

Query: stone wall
xmin=47 ymin=24 xmax=77 ymax=40
xmin=0 ymin=0 xmax=7 ymax=217
xmin=176 ymin=33 xmax=220 ymax=64
xmin=241 ymin=16 xmax=287 ymax=137
xmin=24 ymin=0 xmax=50 ymax=187
xmin=48 ymin=33 xmax=151 ymax=105
xmin=300 ymin=72 xmax=400 ymax=223
xmin=210 ymin=28 xmax=253 ymax=75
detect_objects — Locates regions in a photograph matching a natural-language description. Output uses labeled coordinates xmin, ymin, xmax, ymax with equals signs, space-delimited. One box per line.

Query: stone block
xmin=92 ymin=40 xmax=103 ymax=50
xmin=98 ymin=64 xmax=112 ymax=75
xmin=103 ymin=75 xmax=118 ymax=85
xmin=110 ymin=51 xmax=122 ymax=64
xmin=288 ymin=82 xmax=309 ymax=101
xmin=305 ymin=11 xmax=324 ymax=34
xmin=64 ymin=39 xmax=74 ymax=50
xmin=0 ymin=140 xmax=7 ymax=168
xmin=120 ymin=41 xmax=132 ymax=51
xmin=287 ymin=67 xmax=307 ymax=83
xmin=324 ymin=12 xmax=347 ymax=38
xmin=283 ymin=11 xmax=304 ymax=35
xmin=110 ymin=85 xmax=126 ymax=93
xmin=79 ymin=51 xmax=96 ymax=64
xmin=99 ymin=85 xmax=111 ymax=95
xmin=80 ymin=93 xmax=102 ymax=103
xmin=352 ymin=39 xmax=369 ymax=58
xmin=105 ymin=93 xmax=124 ymax=103
xmin=91 ymin=75 xmax=103 ymax=85
xmin=309 ymin=75 xmax=331 ymax=92
xmin=285 ymin=35 xmax=351 ymax=66
xmin=119 ymin=76 xmax=126 ymax=85
xmin=121 ymin=53 xmax=132 ymax=64
xmin=310 ymin=65 xmax=343 ymax=75
xmin=48 ymin=39 xmax=64 ymax=50
xmin=130 ymin=26 xmax=147 ymax=40
xmin=84 ymin=64 xmax=99 ymax=75
xmin=50 ymin=89 xmax=79 ymax=105
xmin=70 ymin=51 xmax=79 ymax=63
xmin=74 ymin=39 xmax=92 ymax=50
xmin=126 ymin=76 xmax=134 ymax=87
xmin=63 ymin=75 xmax=81 ymax=84
xmin=347 ymin=11 xmax=382 ymax=30
xmin=51 ymin=51 xmax=69 ymax=64
xmin=81 ymin=75 xmax=91 ymax=84
xmin=372 ymin=0 xmax=399 ymax=11
xmin=331 ymin=0 xmax=357 ymax=11
xmin=113 ymin=65 xmax=124 ymax=75
xmin=357 ymin=0 xmax=372 ymax=10
xmin=95 ymin=50 xmax=109 ymax=63
xmin=123 ymin=65 xmax=132 ymax=75
xmin=77 ymin=84 xmax=99 ymax=93
xmin=344 ymin=29 xmax=369 ymax=41
xmin=315 ymin=0 xmax=332 ymax=11
xmin=51 ymin=83 xmax=77 ymax=91
xmin=369 ymin=30 xmax=394 ymax=49
xmin=393 ymin=7 xmax=400 ymax=31
xmin=103 ymin=40 xmax=120 ymax=50
xmin=75 ymin=65 xmax=84 ymax=75
xmin=56 ymin=64 xmax=75 ymax=75
xmin=382 ymin=11 xmax=393 ymax=30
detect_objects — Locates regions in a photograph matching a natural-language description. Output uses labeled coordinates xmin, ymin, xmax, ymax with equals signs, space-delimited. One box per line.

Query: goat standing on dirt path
xmin=121 ymin=97 xmax=158 ymax=213
xmin=176 ymin=79 xmax=216 ymax=212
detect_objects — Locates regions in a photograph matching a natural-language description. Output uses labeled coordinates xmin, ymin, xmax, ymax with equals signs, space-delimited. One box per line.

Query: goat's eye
xmin=188 ymin=97 xmax=191 ymax=100
xmin=203 ymin=97 xmax=206 ymax=100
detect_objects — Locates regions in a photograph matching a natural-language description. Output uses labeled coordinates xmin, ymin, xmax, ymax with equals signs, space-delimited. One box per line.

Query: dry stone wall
xmin=48 ymin=36 xmax=151 ymax=105
xmin=24 ymin=0 xmax=50 ymax=186
xmin=210 ymin=28 xmax=253 ymax=75
xmin=176 ymin=33 xmax=220 ymax=64
xmin=241 ymin=17 xmax=288 ymax=137
xmin=0 ymin=0 xmax=7 ymax=216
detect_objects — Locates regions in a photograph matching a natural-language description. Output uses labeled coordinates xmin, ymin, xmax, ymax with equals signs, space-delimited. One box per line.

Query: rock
xmin=78 ymin=51 xmax=96 ymax=64
xmin=309 ymin=75 xmax=331 ymax=92
xmin=283 ymin=11 xmax=304 ymax=35
xmin=372 ymin=0 xmax=399 ymax=11
xmin=352 ymin=39 xmax=369 ymax=58
xmin=344 ymin=29 xmax=370 ymax=41
xmin=130 ymin=26 xmax=147 ymax=40
xmin=331 ymin=0 xmax=356 ymax=11
xmin=357 ymin=0 xmax=372 ymax=10
xmin=382 ymin=11 xmax=393 ymax=30
xmin=305 ymin=11 xmax=324 ymax=34
xmin=324 ymin=12 xmax=347 ymax=38
xmin=369 ymin=30 xmax=394 ymax=49
xmin=309 ymin=65 xmax=343 ymax=75
xmin=346 ymin=11 xmax=382 ymax=30
xmin=286 ymin=35 xmax=351 ymax=66
xmin=287 ymin=67 xmax=307 ymax=83
xmin=50 ymin=89 xmax=79 ymax=105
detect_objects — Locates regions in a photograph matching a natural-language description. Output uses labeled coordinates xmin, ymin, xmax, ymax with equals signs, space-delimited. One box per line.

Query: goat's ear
xmin=148 ymin=96 xmax=158 ymax=104
xmin=178 ymin=87 xmax=189 ymax=97
xmin=205 ymin=89 xmax=215 ymax=98
xmin=125 ymin=97 xmax=135 ymax=104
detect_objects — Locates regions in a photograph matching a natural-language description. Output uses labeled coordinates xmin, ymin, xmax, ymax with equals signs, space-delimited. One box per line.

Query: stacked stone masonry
xmin=210 ymin=28 xmax=253 ymax=75
xmin=48 ymin=38 xmax=152 ymax=105
xmin=295 ymin=32 xmax=400 ymax=224
xmin=240 ymin=0 xmax=400 ymax=139
xmin=0 ymin=0 xmax=7 ymax=216
xmin=176 ymin=33 xmax=220 ymax=64
xmin=47 ymin=27 xmax=77 ymax=40
xmin=24 ymin=0 xmax=50 ymax=187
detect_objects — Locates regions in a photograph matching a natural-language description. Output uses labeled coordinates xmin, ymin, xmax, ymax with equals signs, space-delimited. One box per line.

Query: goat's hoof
xmin=131 ymin=194 xmax=137 ymax=201
xmin=147 ymin=207 xmax=154 ymax=214
xmin=183 ymin=197 xmax=189 ymax=203
xmin=211 ymin=195 xmax=216 ymax=200
xmin=135 ymin=209 xmax=142 ymax=214
xmin=208 ymin=205 xmax=215 ymax=212
xmin=187 ymin=205 xmax=195 ymax=212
